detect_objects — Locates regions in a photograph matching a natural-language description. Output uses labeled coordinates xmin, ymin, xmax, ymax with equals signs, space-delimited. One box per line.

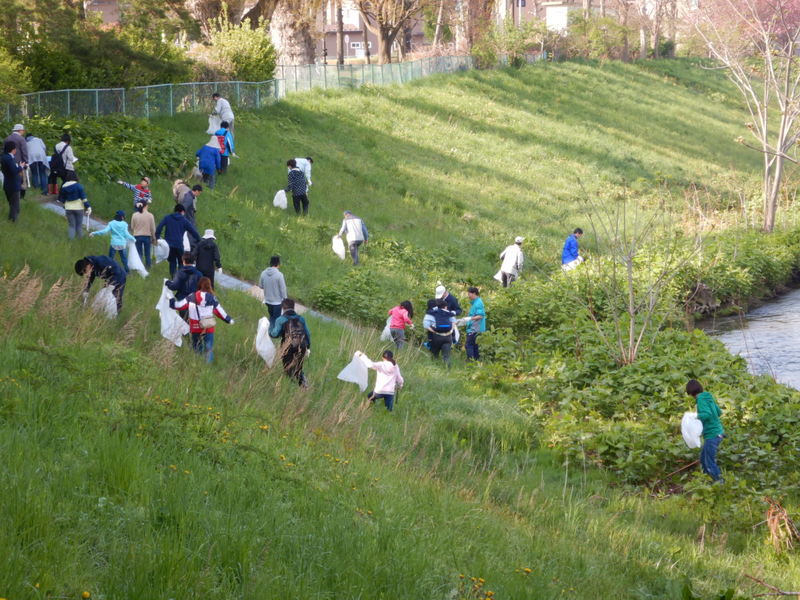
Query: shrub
xmin=208 ymin=15 xmax=277 ymax=82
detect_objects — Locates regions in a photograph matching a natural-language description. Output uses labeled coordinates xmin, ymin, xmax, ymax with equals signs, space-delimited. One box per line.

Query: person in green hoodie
xmin=686 ymin=379 xmax=725 ymax=483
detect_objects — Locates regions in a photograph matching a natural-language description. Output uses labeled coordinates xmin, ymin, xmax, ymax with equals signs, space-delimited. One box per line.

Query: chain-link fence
xmin=2 ymin=52 xmax=545 ymax=120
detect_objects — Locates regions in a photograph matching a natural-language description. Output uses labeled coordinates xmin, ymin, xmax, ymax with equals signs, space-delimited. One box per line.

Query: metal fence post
xmin=37 ymin=92 xmax=42 ymax=116
xmin=169 ymin=84 xmax=174 ymax=116
xmin=145 ymin=87 xmax=150 ymax=119
xmin=95 ymin=89 xmax=100 ymax=116
xmin=236 ymin=81 xmax=241 ymax=107
xmin=66 ymin=90 xmax=71 ymax=116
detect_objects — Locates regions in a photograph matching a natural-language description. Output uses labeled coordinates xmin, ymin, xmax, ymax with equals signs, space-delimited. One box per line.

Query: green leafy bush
xmin=208 ymin=15 xmax=276 ymax=82
xmin=0 ymin=115 xmax=191 ymax=181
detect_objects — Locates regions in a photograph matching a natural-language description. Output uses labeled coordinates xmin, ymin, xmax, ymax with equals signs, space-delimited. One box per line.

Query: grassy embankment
xmin=2 ymin=60 xmax=799 ymax=598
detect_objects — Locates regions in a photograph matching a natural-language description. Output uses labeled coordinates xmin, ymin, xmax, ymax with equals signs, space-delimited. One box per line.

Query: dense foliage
xmin=0 ymin=115 xmax=192 ymax=181
xmin=207 ymin=15 xmax=277 ymax=82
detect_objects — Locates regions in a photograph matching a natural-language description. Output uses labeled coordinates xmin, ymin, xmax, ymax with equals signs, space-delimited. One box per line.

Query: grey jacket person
xmin=259 ymin=267 xmax=287 ymax=305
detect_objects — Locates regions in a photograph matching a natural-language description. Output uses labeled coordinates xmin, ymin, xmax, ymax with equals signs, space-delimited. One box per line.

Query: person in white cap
xmin=5 ymin=124 xmax=28 ymax=166
xmin=193 ymin=229 xmax=222 ymax=287
xmin=435 ymin=282 xmax=462 ymax=316
xmin=498 ymin=236 xmax=524 ymax=288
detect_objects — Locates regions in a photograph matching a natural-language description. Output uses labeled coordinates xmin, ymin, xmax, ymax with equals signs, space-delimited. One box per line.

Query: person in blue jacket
xmin=75 ymin=255 xmax=127 ymax=313
xmin=165 ymin=252 xmax=203 ymax=301
xmin=196 ymin=144 xmax=221 ymax=189
xmin=214 ymin=122 xmax=235 ymax=174
xmin=156 ymin=204 xmax=201 ymax=277
xmin=561 ymin=228 xmax=584 ymax=271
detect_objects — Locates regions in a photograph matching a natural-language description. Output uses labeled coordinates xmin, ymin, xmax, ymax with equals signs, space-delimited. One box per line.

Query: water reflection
xmin=706 ymin=289 xmax=800 ymax=390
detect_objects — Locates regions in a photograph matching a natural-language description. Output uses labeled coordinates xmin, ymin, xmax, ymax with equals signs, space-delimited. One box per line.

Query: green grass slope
xmin=83 ymin=59 xmax=760 ymax=326
xmin=2 ymin=209 xmax=798 ymax=600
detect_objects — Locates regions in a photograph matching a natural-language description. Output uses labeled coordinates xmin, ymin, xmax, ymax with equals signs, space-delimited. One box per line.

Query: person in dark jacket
xmin=285 ymin=158 xmax=309 ymax=216
xmin=58 ymin=175 xmax=90 ymax=239
xmin=75 ymin=255 xmax=127 ymax=313
xmin=196 ymin=144 xmax=221 ymax=189
xmin=269 ymin=298 xmax=311 ymax=387
xmin=155 ymin=204 xmax=201 ymax=277
xmin=166 ymin=252 xmax=203 ymax=301
xmin=1 ymin=141 xmax=24 ymax=222
xmin=435 ymin=283 xmax=463 ymax=316
xmin=193 ymin=229 xmax=222 ymax=286
xmin=180 ymin=185 xmax=202 ymax=227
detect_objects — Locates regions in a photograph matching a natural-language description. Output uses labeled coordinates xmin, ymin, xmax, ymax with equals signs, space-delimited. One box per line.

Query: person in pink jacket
xmin=356 ymin=350 xmax=404 ymax=412
xmin=387 ymin=300 xmax=414 ymax=349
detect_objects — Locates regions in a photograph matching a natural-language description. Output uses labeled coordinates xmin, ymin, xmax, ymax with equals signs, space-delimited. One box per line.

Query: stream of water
xmin=707 ymin=288 xmax=800 ymax=390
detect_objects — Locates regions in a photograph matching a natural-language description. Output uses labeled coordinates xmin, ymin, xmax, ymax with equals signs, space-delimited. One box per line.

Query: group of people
xmin=1 ymin=122 xmax=77 ymax=222
xmin=495 ymin=228 xmax=586 ymax=288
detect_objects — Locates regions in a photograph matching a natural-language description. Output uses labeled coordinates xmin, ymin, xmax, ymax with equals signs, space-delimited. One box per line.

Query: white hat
xmin=12 ymin=124 xmax=24 ymax=131
xmin=515 ymin=236 xmax=524 ymax=244
xmin=435 ymin=284 xmax=446 ymax=297
xmin=203 ymin=229 xmax=215 ymax=239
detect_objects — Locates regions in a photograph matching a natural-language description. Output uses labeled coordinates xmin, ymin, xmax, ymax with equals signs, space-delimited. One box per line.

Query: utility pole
xmin=337 ymin=0 xmax=345 ymax=65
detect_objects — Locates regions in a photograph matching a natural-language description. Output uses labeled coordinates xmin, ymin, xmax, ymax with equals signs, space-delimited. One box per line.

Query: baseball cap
xmin=515 ymin=236 xmax=524 ymax=244
xmin=203 ymin=229 xmax=215 ymax=239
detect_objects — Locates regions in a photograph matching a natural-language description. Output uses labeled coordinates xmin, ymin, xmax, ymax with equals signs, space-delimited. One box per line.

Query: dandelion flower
xmin=82 ymin=592 xmax=91 ymax=599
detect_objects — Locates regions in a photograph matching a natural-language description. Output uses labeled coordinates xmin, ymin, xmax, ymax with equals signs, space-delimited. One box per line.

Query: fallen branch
xmin=650 ymin=460 xmax=699 ymax=492
xmin=745 ymin=573 xmax=800 ymax=597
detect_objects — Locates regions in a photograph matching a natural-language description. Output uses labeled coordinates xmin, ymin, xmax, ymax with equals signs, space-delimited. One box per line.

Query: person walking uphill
xmin=260 ymin=256 xmax=288 ymax=328
xmin=90 ymin=210 xmax=136 ymax=272
xmin=286 ymin=159 xmax=310 ymax=216
xmin=562 ymin=228 xmax=584 ymax=271
xmin=387 ymin=301 xmax=414 ymax=349
xmin=424 ymin=298 xmax=456 ymax=367
xmin=180 ymin=185 xmax=202 ymax=227
xmin=212 ymin=93 xmax=235 ymax=134
xmin=686 ymin=379 xmax=725 ymax=483
xmin=58 ymin=175 xmax=90 ymax=239
xmin=339 ymin=211 xmax=368 ymax=265
xmin=465 ymin=287 xmax=486 ymax=361
xmin=25 ymin=133 xmax=48 ymax=195
xmin=117 ymin=177 xmax=152 ymax=209
xmin=171 ymin=276 xmax=234 ymax=363
xmin=75 ymin=255 xmax=127 ymax=313
xmin=156 ymin=204 xmax=201 ymax=278
xmin=1 ymin=141 xmax=24 ymax=222
xmin=53 ymin=134 xmax=77 ymax=185
xmin=131 ymin=202 xmax=156 ymax=268
xmin=5 ymin=124 xmax=28 ymax=184
xmin=193 ymin=229 xmax=222 ymax=287
xmin=214 ymin=122 xmax=235 ymax=174
xmin=355 ymin=350 xmax=404 ymax=412
xmin=498 ymin=236 xmax=524 ymax=288
xmin=196 ymin=143 xmax=221 ymax=189
xmin=166 ymin=252 xmax=203 ymax=301
xmin=270 ymin=298 xmax=311 ymax=387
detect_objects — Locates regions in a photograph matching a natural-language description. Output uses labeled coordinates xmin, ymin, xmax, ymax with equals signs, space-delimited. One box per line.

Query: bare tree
xmin=269 ymin=0 xmax=321 ymax=65
xmin=690 ymin=0 xmax=800 ymax=232
xmin=357 ymin=0 xmax=426 ymax=63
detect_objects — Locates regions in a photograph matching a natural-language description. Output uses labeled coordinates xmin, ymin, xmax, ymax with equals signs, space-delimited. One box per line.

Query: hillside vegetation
xmin=3 ymin=60 xmax=800 ymax=599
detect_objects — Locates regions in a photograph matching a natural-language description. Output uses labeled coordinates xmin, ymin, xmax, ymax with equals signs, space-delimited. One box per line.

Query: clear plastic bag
xmin=273 ymin=190 xmax=287 ymax=209
xmin=155 ymin=282 xmax=189 ymax=346
xmin=337 ymin=352 xmax=369 ymax=392
xmin=380 ymin=317 xmax=392 ymax=342
xmin=681 ymin=412 xmax=704 ymax=449
xmin=182 ymin=232 xmax=191 ymax=252
xmin=332 ymin=235 xmax=346 ymax=260
xmin=91 ymin=286 xmax=118 ymax=319
xmin=126 ymin=240 xmax=148 ymax=278
xmin=154 ymin=239 xmax=170 ymax=263
xmin=255 ymin=317 xmax=277 ymax=367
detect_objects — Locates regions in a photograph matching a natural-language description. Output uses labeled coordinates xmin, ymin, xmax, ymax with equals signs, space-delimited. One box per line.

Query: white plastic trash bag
xmin=453 ymin=324 xmax=460 ymax=344
xmin=273 ymin=189 xmax=287 ymax=209
xmin=206 ymin=114 xmax=221 ymax=135
xmin=493 ymin=270 xmax=504 ymax=283
xmin=126 ymin=240 xmax=148 ymax=278
xmin=155 ymin=281 xmax=189 ymax=346
xmin=380 ymin=317 xmax=392 ymax=342
xmin=91 ymin=286 xmax=118 ymax=319
xmin=337 ymin=352 xmax=369 ymax=392
xmin=154 ymin=239 xmax=170 ymax=264
xmin=255 ymin=317 xmax=277 ymax=367
xmin=681 ymin=412 xmax=703 ymax=449
xmin=332 ymin=235 xmax=346 ymax=260
xmin=183 ymin=232 xmax=191 ymax=252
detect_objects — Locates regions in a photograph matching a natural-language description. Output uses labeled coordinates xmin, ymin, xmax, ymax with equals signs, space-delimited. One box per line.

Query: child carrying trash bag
xmin=355 ymin=350 xmax=404 ymax=412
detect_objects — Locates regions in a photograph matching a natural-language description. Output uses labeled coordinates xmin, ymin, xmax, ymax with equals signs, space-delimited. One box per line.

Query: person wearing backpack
xmin=193 ymin=229 xmax=222 ymax=287
xmin=52 ymin=134 xmax=77 ymax=187
xmin=270 ymin=298 xmax=311 ymax=387
xmin=171 ymin=277 xmax=234 ymax=363
xmin=213 ymin=122 xmax=235 ymax=174
xmin=90 ymin=209 xmax=136 ymax=272
xmin=165 ymin=252 xmax=203 ymax=301
xmin=424 ymin=298 xmax=456 ymax=367
xmin=686 ymin=379 xmax=725 ymax=483
xmin=355 ymin=350 xmax=404 ymax=412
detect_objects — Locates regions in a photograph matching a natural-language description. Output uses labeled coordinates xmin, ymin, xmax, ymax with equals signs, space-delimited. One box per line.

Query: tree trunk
xmin=583 ymin=0 xmax=591 ymax=19
xmin=433 ymin=0 xmax=445 ymax=48
xmin=269 ymin=1 xmax=316 ymax=65
xmin=621 ymin=4 xmax=629 ymax=62
xmin=337 ymin=1 xmax=344 ymax=65
xmin=638 ymin=25 xmax=647 ymax=59
xmin=377 ymin=27 xmax=394 ymax=63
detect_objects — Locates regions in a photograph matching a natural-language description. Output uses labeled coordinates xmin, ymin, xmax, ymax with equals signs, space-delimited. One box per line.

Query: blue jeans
xmin=266 ymin=303 xmax=282 ymax=328
xmin=191 ymin=332 xmax=215 ymax=362
xmin=135 ymin=235 xmax=152 ymax=268
xmin=368 ymin=392 xmax=394 ymax=412
xmin=66 ymin=209 xmax=84 ymax=239
xmin=465 ymin=332 xmax=480 ymax=360
xmin=202 ymin=171 xmax=216 ymax=189
xmin=109 ymin=246 xmax=129 ymax=272
xmin=700 ymin=434 xmax=724 ymax=481
xmin=30 ymin=162 xmax=48 ymax=193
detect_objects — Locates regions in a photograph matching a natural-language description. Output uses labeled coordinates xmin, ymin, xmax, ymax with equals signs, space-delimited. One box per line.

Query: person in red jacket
xmin=171 ymin=277 xmax=234 ymax=363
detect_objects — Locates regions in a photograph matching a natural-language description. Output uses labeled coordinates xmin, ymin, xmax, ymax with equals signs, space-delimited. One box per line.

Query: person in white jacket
xmin=498 ymin=236 xmax=524 ymax=288
xmin=338 ymin=210 xmax=369 ymax=265
xmin=212 ymin=93 xmax=235 ymax=134
xmin=356 ymin=350 xmax=404 ymax=412
xmin=293 ymin=157 xmax=313 ymax=186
